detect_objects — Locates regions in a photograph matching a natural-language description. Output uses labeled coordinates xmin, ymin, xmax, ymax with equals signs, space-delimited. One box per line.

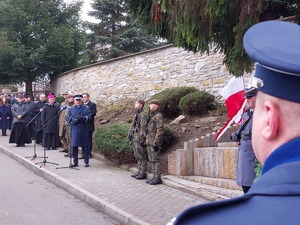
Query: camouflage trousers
xmin=60 ymin=125 xmax=71 ymax=151
xmin=133 ymin=141 xmax=148 ymax=175
xmin=147 ymin=145 xmax=162 ymax=179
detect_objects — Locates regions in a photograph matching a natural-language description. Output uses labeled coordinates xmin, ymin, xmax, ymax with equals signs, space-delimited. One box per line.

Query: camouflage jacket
xmin=146 ymin=110 xmax=164 ymax=146
xmin=129 ymin=109 xmax=148 ymax=143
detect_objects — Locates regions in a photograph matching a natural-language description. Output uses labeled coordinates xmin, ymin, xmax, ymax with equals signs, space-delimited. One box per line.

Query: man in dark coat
xmin=0 ymin=96 xmax=12 ymax=136
xmin=33 ymin=93 xmax=47 ymax=144
xmin=24 ymin=93 xmax=35 ymax=139
xmin=9 ymin=94 xmax=32 ymax=147
xmin=172 ymin=21 xmax=300 ymax=225
xmin=41 ymin=94 xmax=60 ymax=150
xmin=81 ymin=93 xmax=97 ymax=159
xmin=66 ymin=94 xmax=91 ymax=167
xmin=230 ymin=87 xmax=257 ymax=193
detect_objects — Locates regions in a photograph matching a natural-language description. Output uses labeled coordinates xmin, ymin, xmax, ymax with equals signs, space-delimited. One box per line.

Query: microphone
xmin=58 ymin=105 xmax=67 ymax=113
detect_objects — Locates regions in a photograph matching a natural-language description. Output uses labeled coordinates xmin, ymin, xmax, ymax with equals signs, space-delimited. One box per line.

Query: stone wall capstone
xmin=51 ymin=45 xmax=242 ymax=105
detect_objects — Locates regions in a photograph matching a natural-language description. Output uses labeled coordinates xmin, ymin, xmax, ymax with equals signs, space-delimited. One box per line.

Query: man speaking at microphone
xmin=66 ymin=94 xmax=92 ymax=167
xmin=41 ymin=93 xmax=62 ymax=150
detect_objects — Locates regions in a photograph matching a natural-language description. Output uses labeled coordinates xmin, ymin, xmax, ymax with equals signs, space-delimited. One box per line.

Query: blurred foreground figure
xmin=171 ymin=21 xmax=300 ymax=225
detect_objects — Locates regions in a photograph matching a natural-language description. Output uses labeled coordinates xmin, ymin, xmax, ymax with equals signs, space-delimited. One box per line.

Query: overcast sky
xmin=64 ymin=0 xmax=96 ymax=22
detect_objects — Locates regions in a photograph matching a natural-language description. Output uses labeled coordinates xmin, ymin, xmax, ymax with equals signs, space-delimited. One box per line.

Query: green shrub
xmin=95 ymin=124 xmax=132 ymax=154
xmin=94 ymin=123 xmax=177 ymax=164
xmin=151 ymin=87 xmax=198 ymax=118
xmin=161 ymin=126 xmax=177 ymax=153
xmin=255 ymin=161 xmax=262 ymax=180
xmin=55 ymin=96 xmax=65 ymax=104
xmin=179 ymin=91 xmax=216 ymax=116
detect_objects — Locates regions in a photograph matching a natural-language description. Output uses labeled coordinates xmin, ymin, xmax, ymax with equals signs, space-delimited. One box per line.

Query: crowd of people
xmin=0 ymin=91 xmax=97 ymax=167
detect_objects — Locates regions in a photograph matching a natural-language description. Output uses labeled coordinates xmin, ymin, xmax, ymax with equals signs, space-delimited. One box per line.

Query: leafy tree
xmin=86 ymin=0 xmax=163 ymax=62
xmin=127 ymin=0 xmax=299 ymax=75
xmin=0 ymin=0 xmax=89 ymax=96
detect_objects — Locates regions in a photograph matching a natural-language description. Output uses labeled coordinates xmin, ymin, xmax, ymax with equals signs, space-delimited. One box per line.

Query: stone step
xmin=163 ymin=175 xmax=243 ymax=202
xmin=217 ymin=142 xmax=238 ymax=147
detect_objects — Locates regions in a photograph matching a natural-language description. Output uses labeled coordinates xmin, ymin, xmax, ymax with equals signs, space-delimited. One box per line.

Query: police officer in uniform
xmin=230 ymin=87 xmax=257 ymax=193
xmin=128 ymin=98 xmax=148 ymax=180
xmin=171 ymin=21 xmax=300 ymax=225
xmin=145 ymin=99 xmax=164 ymax=185
xmin=66 ymin=94 xmax=91 ymax=167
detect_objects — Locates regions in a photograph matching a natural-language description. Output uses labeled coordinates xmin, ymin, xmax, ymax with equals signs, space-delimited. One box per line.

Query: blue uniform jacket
xmin=66 ymin=105 xmax=91 ymax=147
xmin=173 ymin=138 xmax=300 ymax=225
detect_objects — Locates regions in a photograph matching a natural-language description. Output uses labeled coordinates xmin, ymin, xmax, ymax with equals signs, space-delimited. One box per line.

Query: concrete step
xmin=163 ymin=175 xmax=243 ymax=202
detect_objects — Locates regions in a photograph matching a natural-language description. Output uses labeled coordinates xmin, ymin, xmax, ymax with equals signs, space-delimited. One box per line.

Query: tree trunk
xmin=25 ymin=80 xmax=34 ymax=99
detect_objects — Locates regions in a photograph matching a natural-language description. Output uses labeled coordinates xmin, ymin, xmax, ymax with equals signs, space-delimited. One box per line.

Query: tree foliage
xmin=0 ymin=0 xmax=89 ymax=95
xmin=127 ymin=0 xmax=300 ymax=75
xmin=86 ymin=0 xmax=164 ymax=62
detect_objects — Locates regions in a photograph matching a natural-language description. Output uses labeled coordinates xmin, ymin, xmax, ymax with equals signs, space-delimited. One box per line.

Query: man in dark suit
xmin=81 ymin=93 xmax=97 ymax=159
xmin=66 ymin=94 xmax=92 ymax=167
xmin=171 ymin=21 xmax=300 ymax=225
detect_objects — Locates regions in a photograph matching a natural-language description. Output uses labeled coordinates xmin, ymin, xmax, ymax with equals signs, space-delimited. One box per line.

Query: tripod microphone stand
xmin=25 ymin=109 xmax=45 ymax=160
xmin=35 ymin=106 xmax=66 ymax=168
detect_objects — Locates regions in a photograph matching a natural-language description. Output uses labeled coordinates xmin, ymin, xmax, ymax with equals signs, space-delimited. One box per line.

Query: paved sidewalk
xmin=0 ymin=132 xmax=208 ymax=225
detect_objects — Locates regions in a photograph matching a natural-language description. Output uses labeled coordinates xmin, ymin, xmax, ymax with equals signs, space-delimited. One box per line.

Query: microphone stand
xmin=35 ymin=107 xmax=65 ymax=168
xmin=56 ymin=107 xmax=79 ymax=170
xmin=25 ymin=107 xmax=46 ymax=160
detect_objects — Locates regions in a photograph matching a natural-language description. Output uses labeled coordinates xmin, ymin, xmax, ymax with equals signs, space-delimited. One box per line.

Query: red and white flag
xmin=215 ymin=76 xmax=246 ymax=141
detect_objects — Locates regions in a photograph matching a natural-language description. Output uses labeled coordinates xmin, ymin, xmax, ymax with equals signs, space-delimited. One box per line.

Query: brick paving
xmin=0 ymin=133 xmax=208 ymax=225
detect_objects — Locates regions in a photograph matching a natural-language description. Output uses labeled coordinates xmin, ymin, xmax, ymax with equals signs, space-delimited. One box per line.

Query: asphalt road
xmin=0 ymin=151 xmax=121 ymax=225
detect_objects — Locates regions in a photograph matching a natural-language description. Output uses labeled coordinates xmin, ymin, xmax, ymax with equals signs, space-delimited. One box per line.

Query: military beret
xmin=17 ymin=94 xmax=24 ymax=99
xmin=24 ymin=93 xmax=30 ymax=98
xmin=149 ymin=99 xmax=160 ymax=106
xmin=74 ymin=94 xmax=83 ymax=100
xmin=136 ymin=98 xmax=145 ymax=105
xmin=243 ymin=20 xmax=300 ymax=103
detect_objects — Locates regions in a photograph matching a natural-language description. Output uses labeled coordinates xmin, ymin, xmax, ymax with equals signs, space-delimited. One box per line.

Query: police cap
xmin=243 ymin=20 xmax=300 ymax=103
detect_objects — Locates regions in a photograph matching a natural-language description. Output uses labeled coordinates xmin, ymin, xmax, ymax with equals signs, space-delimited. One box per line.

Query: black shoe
xmin=135 ymin=174 xmax=147 ymax=180
xmin=52 ymin=147 xmax=56 ymax=150
xmin=59 ymin=149 xmax=68 ymax=153
xmin=149 ymin=178 xmax=162 ymax=185
xmin=20 ymin=144 xmax=25 ymax=147
xmin=146 ymin=178 xmax=154 ymax=183
xmin=64 ymin=153 xmax=71 ymax=157
xmin=46 ymin=147 xmax=50 ymax=150
xmin=85 ymin=164 xmax=89 ymax=167
xmin=131 ymin=173 xmax=139 ymax=178
xmin=16 ymin=144 xmax=20 ymax=147
xmin=71 ymin=164 xmax=78 ymax=167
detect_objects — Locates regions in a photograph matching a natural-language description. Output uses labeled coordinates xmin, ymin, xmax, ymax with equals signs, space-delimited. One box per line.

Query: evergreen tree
xmin=127 ymin=0 xmax=299 ymax=75
xmin=0 ymin=0 xmax=89 ymax=96
xmin=86 ymin=0 xmax=162 ymax=62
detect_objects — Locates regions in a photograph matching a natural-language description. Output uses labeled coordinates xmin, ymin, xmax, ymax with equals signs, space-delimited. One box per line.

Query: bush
xmin=151 ymin=87 xmax=198 ymax=118
xmin=161 ymin=126 xmax=177 ymax=153
xmin=94 ymin=123 xmax=177 ymax=164
xmin=55 ymin=96 xmax=65 ymax=104
xmin=179 ymin=91 xmax=216 ymax=116
xmin=94 ymin=124 xmax=136 ymax=164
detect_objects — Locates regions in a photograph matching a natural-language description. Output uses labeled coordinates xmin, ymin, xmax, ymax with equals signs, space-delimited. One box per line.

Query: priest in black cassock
xmin=41 ymin=93 xmax=60 ymax=150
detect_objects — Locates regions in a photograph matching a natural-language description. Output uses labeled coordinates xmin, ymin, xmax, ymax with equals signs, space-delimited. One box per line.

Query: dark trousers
xmin=87 ymin=131 xmax=93 ymax=156
xmin=73 ymin=145 xmax=89 ymax=165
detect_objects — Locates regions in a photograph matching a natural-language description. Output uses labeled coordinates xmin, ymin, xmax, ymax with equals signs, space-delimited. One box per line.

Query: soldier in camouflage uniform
xmin=128 ymin=99 xmax=148 ymax=179
xmin=145 ymin=99 xmax=164 ymax=185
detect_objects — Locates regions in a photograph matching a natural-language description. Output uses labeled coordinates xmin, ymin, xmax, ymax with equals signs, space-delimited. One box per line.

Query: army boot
xmin=131 ymin=172 xmax=140 ymax=178
xmin=149 ymin=177 xmax=162 ymax=185
xmin=146 ymin=177 xmax=154 ymax=183
xmin=135 ymin=173 xmax=147 ymax=180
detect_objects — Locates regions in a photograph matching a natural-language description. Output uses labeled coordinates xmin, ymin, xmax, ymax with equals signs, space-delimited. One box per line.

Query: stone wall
xmin=51 ymin=45 xmax=237 ymax=105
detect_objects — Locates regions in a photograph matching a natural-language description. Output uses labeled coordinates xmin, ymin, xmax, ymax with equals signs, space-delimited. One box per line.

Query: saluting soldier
xmin=145 ymin=99 xmax=164 ymax=185
xmin=66 ymin=94 xmax=91 ymax=167
xmin=128 ymin=98 xmax=148 ymax=180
